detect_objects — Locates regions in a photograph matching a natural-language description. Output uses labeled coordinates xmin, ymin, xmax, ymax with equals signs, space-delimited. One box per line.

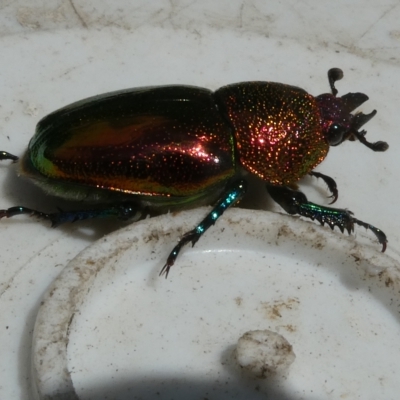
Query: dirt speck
xmin=260 ymin=298 xmax=300 ymax=320
xmin=234 ymin=296 xmax=243 ymax=306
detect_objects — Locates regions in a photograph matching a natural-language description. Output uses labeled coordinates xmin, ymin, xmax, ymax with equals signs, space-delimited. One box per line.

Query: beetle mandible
xmin=0 ymin=68 xmax=389 ymax=277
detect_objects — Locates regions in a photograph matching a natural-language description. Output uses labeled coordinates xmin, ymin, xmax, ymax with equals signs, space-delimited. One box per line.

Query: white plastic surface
xmin=0 ymin=2 xmax=399 ymax=400
xmin=32 ymin=209 xmax=400 ymax=400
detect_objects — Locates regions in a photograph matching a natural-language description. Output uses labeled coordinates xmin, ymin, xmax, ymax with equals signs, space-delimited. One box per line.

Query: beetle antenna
xmin=352 ymin=130 xmax=389 ymax=152
xmin=328 ymin=68 xmax=344 ymax=96
xmin=350 ymin=111 xmax=389 ymax=152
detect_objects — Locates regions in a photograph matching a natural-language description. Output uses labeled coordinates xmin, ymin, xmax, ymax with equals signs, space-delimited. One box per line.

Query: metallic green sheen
xmin=22 ymin=86 xmax=236 ymax=204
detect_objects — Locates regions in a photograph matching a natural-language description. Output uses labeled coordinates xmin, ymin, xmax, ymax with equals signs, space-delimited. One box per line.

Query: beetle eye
xmin=327 ymin=123 xmax=346 ymax=146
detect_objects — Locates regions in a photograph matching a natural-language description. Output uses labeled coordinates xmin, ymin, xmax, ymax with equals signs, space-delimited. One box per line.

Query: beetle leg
xmin=0 ymin=151 xmax=19 ymax=162
xmin=266 ymin=185 xmax=387 ymax=252
xmin=0 ymin=203 xmax=141 ymax=227
xmin=160 ymin=179 xmax=248 ymax=278
xmin=309 ymin=171 xmax=338 ymax=204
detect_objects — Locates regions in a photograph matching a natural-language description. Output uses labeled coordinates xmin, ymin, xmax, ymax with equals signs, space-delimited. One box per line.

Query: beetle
xmin=0 ymin=68 xmax=389 ymax=277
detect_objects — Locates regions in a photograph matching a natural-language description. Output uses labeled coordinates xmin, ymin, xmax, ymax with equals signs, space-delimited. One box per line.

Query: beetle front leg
xmin=160 ymin=179 xmax=248 ymax=278
xmin=0 ymin=203 xmax=142 ymax=227
xmin=309 ymin=171 xmax=338 ymax=204
xmin=266 ymin=185 xmax=387 ymax=252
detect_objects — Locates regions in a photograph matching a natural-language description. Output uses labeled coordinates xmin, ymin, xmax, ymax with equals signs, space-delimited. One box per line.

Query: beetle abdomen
xmin=24 ymin=86 xmax=236 ymax=199
xmin=215 ymin=82 xmax=329 ymax=186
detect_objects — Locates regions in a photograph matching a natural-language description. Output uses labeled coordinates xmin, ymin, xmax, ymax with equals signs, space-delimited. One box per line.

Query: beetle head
xmin=316 ymin=68 xmax=388 ymax=152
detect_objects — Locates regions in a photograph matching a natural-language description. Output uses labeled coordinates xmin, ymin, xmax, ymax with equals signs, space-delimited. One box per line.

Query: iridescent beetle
xmin=0 ymin=68 xmax=389 ymax=277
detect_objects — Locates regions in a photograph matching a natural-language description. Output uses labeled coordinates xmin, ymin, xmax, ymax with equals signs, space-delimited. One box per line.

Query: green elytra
xmin=0 ymin=69 xmax=389 ymax=277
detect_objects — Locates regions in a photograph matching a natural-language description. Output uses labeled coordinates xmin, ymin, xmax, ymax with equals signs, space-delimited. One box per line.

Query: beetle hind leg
xmin=0 ymin=203 xmax=142 ymax=227
xmin=266 ymin=185 xmax=387 ymax=252
xmin=160 ymin=179 xmax=248 ymax=278
xmin=0 ymin=151 xmax=19 ymax=162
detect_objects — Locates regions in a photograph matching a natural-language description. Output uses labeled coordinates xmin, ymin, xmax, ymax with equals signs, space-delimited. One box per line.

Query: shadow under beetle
xmin=0 ymin=68 xmax=389 ymax=277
